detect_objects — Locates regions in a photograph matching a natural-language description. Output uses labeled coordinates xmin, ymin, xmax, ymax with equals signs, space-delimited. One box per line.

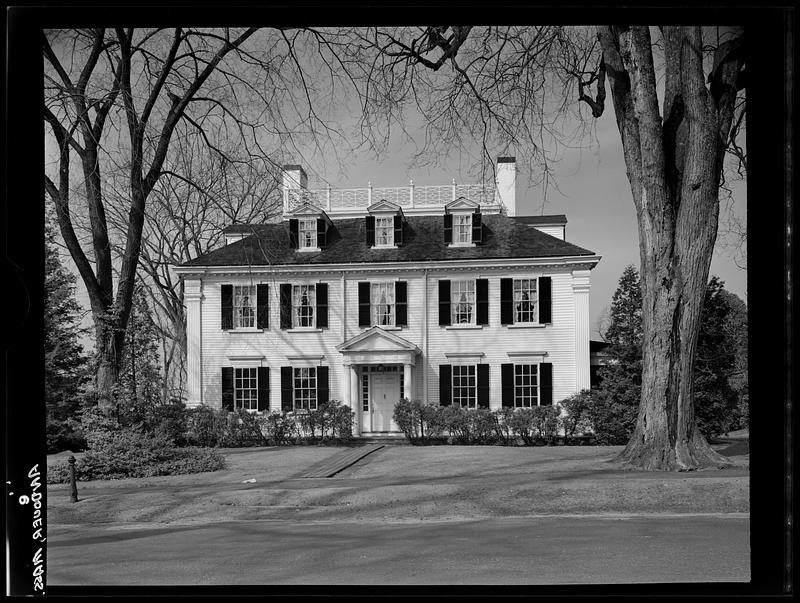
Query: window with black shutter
xmin=365 ymin=215 xmax=375 ymax=247
xmin=443 ymin=213 xmax=453 ymax=244
xmin=395 ymin=281 xmax=407 ymax=326
xmin=439 ymin=364 xmax=452 ymax=406
xmin=438 ymin=280 xmax=451 ymax=326
xmin=257 ymin=284 xmax=269 ymax=329
xmin=358 ymin=282 xmax=371 ymax=327
xmin=317 ymin=366 xmax=329 ymax=405
xmin=476 ymin=279 xmax=489 ymax=325
xmin=316 ymin=218 xmax=327 ymax=249
xmin=477 ymin=364 xmax=490 ymax=408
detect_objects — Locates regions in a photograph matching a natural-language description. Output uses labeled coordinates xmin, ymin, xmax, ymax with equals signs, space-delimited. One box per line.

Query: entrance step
xmin=300 ymin=444 xmax=384 ymax=478
xmin=357 ymin=435 xmax=410 ymax=446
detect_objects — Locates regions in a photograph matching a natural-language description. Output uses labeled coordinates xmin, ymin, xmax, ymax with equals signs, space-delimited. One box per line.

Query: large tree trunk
xmin=598 ymin=25 xmax=743 ymax=470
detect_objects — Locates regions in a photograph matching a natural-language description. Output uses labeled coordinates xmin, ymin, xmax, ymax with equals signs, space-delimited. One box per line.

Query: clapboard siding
xmin=195 ymin=265 xmax=584 ymax=413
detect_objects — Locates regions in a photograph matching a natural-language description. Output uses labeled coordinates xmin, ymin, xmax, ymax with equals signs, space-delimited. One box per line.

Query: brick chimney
xmin=282 ymin=164 xmax=308 ymax=214
xmin=495 ymin=157 xmax=516 ymax=217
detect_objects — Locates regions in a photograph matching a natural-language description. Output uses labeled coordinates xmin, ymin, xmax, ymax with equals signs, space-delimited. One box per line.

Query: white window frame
xmin=513 ymin=278 xmax=538 ymax=324
xmin=371 ymin=282 xmax=396 ymax=327
xmin=453 ymin=213 xmax=472 ymax=245
xmin=233 ymin=285 xmax=257 ymax=329
xmin=292 ymin=284 xmax=316 ymax=328
xmin=374 ymin=216 xmax=395 ymax=247
xmin=452 ymin=364 xmax=477 ymax=409
xmin=293 ymin=366 xmax=318 ymax=411
xmin=451 ymin=279 xmax=476 ymax=325
xmin=298 ymin=218 xmax=317 ymax=250
xmin=513 ymin=364 xmax=539 ymax=408
xmin=234 ymin=367 xmax=259 ymax=412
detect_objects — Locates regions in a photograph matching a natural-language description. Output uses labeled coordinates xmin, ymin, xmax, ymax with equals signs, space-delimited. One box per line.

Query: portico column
xmin=184 ymin=279 xmax=203 ymax=407
xmin=572 ymin=269 xmax=592 ymax=392
xmin=404 ymin=362 xmax=413 ymax=401
xmin=350 ymin=366 xmax=361 ymax=436
xmin=342 ymin=363 xmax=352 ymax=410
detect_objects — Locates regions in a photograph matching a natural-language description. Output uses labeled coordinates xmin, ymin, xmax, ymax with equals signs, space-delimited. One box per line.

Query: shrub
xmin=442 ymin=404 xmax=472 ymax=443
xmin=531 ymin=406 xmax=560 ymax=444
xmin=559 ymin=390 xmax=594 ymax=444
xmin=147 ymin=399 xmax=190 ymax=446
xmin=393 ymin=399 xmax=446 ymax=444
xmin=218 ymin=409 xmax=271 ymax=448
xmin=295 ymin=401 xmax=353 ymax=444
xmin=585 ymin=390 xmax=638 ymax=445
xmin=492 ymin=408 xmax=517 ymax=446
xmin=261 ymin=412 xmax=298 ymax=445
xmin=508 ymin=408 xmax=538 ymax=445
xmin=185 ymin=405 xmax=228 ymax=447
xmin=47 ymin=426 xmax=226 ymax=483
xmin=470 ymin=408 xmax=498 ymax=444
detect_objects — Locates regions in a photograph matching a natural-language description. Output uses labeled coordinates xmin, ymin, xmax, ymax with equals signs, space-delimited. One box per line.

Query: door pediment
xmin=337 ymin=326 xmax=421 ymax=354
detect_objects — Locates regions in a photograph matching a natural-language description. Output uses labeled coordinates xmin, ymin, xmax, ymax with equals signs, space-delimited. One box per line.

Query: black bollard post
xmin=68 ymin=455 xmax=78 ymax=503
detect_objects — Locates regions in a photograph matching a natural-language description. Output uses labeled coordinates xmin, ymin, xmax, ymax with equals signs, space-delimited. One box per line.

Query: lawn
xmin=47 ymin=434 xmax=749 ymax=526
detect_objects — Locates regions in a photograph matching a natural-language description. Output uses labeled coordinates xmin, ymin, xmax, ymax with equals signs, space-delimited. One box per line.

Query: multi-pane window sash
xmin=292 ymin=285 xmax=316 ymax=328
xmin=293 ymin=367 xmax=317 ymax=410
xmin=234 ymin=285 xmax=256 ymax=328
xmin=362 ymin=372 xmax=369 ymax=411
xmin=453 ymin=214 xmax=472 ymax=244
xmin=371 ymin=282 xmax=395 ymax=326
xmin=514 ymin=364 xmax=539 ymax=407
xmin=451 ymin=280 xmax=475 ymax=324
xmin=514 ymin=278 xmax=538 ymax=323
xmin=375 ymin=216 xmax=394 ymax=246
xmin=452 ymin=365 xmax=477 ymax=408
xmin=235 ymin=367 xmax=258 ymax=411
xmin=298 ymin=218 xmax=317 ymax=249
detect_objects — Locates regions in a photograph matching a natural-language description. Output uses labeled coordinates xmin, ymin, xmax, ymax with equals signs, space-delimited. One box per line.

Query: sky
xmin=292 ymin=106 xmax=747 ymax=339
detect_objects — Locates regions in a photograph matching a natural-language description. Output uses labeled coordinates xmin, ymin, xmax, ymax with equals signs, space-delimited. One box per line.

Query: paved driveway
xmin=46 ymin=514 xmax=749 ymax=587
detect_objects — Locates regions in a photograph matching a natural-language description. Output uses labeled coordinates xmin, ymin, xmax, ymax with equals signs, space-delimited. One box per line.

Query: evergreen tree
xmin=45 ymin=221 xmax=90 ymax=452
xmin=591 ymin=265 xmax=642 ymax=444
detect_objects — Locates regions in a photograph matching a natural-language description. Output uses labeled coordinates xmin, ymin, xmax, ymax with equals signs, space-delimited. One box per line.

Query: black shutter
xmin=280 ymin=284 xmax=292 ymax=329
xmin=443 ymin=213 xmax=453 ymax=244
xmin=221 ymin=284 xmax=233 ymax=330
xmin=257 ymin=284 xmax=269 ymax=329
xmin=476 ymin=279 xmax=489 ymax=326
xmin=472 ymin=211 xmax=483 ymax=244
xmin=395 ymin=281 xmax=407 ymax=326
xmin=439 ymin=364 xmax=452 ymax=406
xmin=539 ymin=363 xmax=553 ymax=406
xmin=222 ymin=367 xmax=234 ymax=411
xmin=281 ymin=366 xmax=293 ymax=411
xmin=438 ymin=280 xmax=451 ymax=326
xmin=358 ymin=281 xmax=371 ymax=327
xmin=316 ymin=218 xmax=327 ymax=249
xmin=501 ymin=363 xmax=514 ymax=408
xmin=477 ymin=364 xmax=490 ymax=409
xmin=257 ymin=367 xmax=270 ymax=412
xmin=316 ymin=283 xmax=328 ymax=328
xmin=500 ymin=278 xmax=514 ymax=325
xmin=365 ymin=215 xmax=375 ymax=247
xmin=393 ymin=214 xmax=403 ymax=246
xmin=317 ymin=366 xmax=329 ymax=405
xmin=538 ymin=276 xmax=552 ymax=324
xmin=288 ymin=219 xmax=299 ymax=249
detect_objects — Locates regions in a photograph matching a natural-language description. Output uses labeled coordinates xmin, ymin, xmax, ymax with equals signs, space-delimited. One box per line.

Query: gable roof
xmin=337 ymin=326 xmax=421 ymax=354
xmin=182 ymin=214 xmax=596 ymax=268
xmin=513 ymin=215 xmax=567 ymax=225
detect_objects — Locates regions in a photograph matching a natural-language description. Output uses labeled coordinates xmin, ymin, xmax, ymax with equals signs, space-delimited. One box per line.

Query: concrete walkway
xmin=299 ymin=444 xmax=384 ymax=478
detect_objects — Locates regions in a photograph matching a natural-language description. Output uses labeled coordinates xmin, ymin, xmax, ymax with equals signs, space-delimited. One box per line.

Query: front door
xmin=371 ymin=372 xmax=400 ymax=432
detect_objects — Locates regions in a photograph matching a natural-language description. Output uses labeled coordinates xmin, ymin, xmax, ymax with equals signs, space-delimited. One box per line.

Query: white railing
xmin=285 ymin=181 xmax=497 ymax=213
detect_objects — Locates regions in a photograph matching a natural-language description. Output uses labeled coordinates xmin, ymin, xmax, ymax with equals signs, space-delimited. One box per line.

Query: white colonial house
xmin=173 ymin=157 xmax=601 ymax=435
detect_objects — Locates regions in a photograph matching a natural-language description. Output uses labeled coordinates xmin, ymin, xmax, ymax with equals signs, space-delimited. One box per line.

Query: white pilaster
xmin=403 ymin=363 xmax=413 ymax=400
xmin=572 ymin=269 xmax=592 ymax=392
xmin=184 ymin=279 xmax=203 ymax=407
xmin=350 ymin=366 xmax=361 ymax=437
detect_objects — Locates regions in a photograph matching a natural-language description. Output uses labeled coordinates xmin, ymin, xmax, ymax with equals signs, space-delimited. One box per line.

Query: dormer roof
xmin=287 ymin=202 xmax=332 ymax=225
xmin=445 ymin=197 xmax=481 ymax=212
xmin=367 ymin=199 xmax=404 ymax=217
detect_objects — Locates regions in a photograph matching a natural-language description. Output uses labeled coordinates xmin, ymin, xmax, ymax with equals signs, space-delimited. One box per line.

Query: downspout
xmin=423 ymin=268 xmax=429 ymax=403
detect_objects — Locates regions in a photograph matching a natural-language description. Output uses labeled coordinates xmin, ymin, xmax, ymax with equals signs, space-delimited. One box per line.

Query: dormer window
xmin=287 ymin=203 xmax=331 ymax=252
xmin=444 ymin=198 xmax=483 ymax=246
xmin=366 ymin=200 xmax=404 ymax=248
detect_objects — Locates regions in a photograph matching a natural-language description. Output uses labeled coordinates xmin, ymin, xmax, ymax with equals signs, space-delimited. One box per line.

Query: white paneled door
xmin=371 ymin=372 xmax=400 ymax=432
